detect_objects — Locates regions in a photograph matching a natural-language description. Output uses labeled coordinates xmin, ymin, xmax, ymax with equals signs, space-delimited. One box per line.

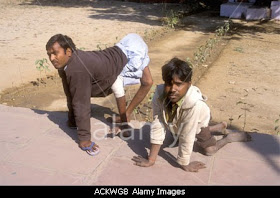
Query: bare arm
xmin=126 ymin=66 xmax=153 ymax=119
xmin=115 ymin=96 xmax=128 ymax=123
xmin=132 ymin=144 xmax=161 ymax=167
xmin=115 ymin=95 xmax=131 ymax=137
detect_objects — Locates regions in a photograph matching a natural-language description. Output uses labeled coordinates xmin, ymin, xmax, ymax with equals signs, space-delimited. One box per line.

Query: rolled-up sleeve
xmin=150 ymin=88 xmax=166 ymax=145
xmin=176 ymin=101 xmax=210 ymax=166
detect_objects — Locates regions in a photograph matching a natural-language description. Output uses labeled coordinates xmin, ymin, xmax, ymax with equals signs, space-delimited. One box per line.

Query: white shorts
xmin=116 ymin=33 xmax=150 ymax=86
xmin=112 ymin=33 xmax=150 ymax=98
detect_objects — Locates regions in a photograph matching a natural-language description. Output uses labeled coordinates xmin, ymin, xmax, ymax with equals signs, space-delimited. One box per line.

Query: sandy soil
xmin=0 ymin=0 xmax=279 ymax=135
xmin=197 ymin=20 xmax=280 ymax=135
xmin=0 ymin=0 xmax=168 ymax=91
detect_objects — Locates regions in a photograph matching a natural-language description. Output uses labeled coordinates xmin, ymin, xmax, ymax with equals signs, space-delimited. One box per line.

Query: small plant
xmin=144 ymin=85 xmax=157 ymax=122
xmin=35 ymin=58 xmax=50 ymax=73
xmin=234 ymin=47 xmax=244 ymax=53
xmin=215 ymin=26 xmax=225 ymax=37
xmin=194 ymin=45 xmax=208 ymax=64
xmin=96 ymin=43 xmax=102 ymax=51
xmin=186 ymin=57 xmax=193 ymax=68
xmin=113 ymin=36 xmax=119 ymax=45
xmin=190 ymin=20 xmax=232 ymax=69
xmin=162 ymin=9 xmax=181 ymax=29
xmin=35 ymin=58 xmax=50 ymax=86
xmin=229 ymin=115 xmax=234 ymax=128
xmin=148 ymin=85 xmax=156 ymax=102
xmin=78 ymin=47 xmax=86 ymax=50
xmin=236 ymin=101 xmax=251 ymax=132
xmin=215 ymin=19 xmax=232 ymax=37
xmin=96 ymin=43 xmax=108 ymax=51
xmin=274 ymin=115 xmax=280 ymax=135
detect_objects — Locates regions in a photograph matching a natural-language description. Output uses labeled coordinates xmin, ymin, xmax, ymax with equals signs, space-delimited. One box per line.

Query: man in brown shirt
xmin=46 ymin=34 xmax=153 ymax=156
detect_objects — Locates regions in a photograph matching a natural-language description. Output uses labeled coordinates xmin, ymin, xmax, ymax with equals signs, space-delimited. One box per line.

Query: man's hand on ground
xmin=132 ymin=155 xmax=155 ymax=167
xmin=109 ymin=126 xmax=121 ymax=134
xmin=181 ymin=161 xmax=206 ymax=172
xmin=109 ymin=123 xmax=132 ymax=138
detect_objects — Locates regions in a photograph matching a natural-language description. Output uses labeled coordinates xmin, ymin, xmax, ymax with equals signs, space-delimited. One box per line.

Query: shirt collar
xmin=159 ymin=91 xmax=185 ymax=109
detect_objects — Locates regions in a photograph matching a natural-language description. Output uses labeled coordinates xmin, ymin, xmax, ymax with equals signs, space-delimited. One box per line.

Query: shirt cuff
xmin=150 ymin=139 xmax=164 ymax=145
xmin=150 ymin=120 xmax=165 ymax=145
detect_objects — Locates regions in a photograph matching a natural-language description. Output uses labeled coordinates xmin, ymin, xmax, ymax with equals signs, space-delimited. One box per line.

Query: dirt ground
xmin=0 ymin=0 xmax=280 ymax=135
xmin=0 ymin=0 xmax=169 ymax=90
xmin=197 ymin=20 xmax=280 ymax=135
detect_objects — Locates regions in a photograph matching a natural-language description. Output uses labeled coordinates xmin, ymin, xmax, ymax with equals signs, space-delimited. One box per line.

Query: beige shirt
xmin=150 ymin=84 xmax=211 ymax=165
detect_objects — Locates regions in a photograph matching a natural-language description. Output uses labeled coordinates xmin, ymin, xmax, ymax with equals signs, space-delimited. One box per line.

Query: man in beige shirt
xmin=132 ymin=58 xmax=251 ymax=172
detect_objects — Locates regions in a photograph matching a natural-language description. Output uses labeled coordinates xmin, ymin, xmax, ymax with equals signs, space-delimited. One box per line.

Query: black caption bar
xmin=1 ymin=186 xmax=278 ymax=197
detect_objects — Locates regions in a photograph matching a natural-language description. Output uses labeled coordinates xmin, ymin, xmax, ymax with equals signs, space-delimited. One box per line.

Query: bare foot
xmin=181 ymin=161 xmax=206 ymax=172
xmin=79 ymin=140 xmax=100 ymax=156
xmin=79 ymin=140 xmax=99 ymax=152
xmin=226 ymin=131 xmax=252 ymax=143
xmin=210 ymin=121 xmax=228 ymax=135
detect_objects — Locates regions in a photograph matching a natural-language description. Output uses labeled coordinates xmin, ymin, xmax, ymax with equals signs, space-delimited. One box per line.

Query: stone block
xmin=271 ymin=1 xmax=280 ymax=19
xmin=246 ymin=7 xmax=271 ymax=20
xmin=220 ymin=2 xmax=253 ymax=18
xmin=229 ymin=0 xmax=256 ymax=2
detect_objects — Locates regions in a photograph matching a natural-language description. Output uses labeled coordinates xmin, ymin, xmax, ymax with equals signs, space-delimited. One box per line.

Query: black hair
xmin=46 ymin=34 xmax=76 ymax=52
xmin=162 ymin=57 xmax=192 ymax=84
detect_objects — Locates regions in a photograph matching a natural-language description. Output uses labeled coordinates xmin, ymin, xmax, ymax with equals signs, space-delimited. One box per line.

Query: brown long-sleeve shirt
xmin=58 ymin=46 xmax=128 ymax=141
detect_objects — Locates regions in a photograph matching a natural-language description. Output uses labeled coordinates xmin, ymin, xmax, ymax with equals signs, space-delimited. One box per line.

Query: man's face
xmin=47 ymin=42 xmax=72 ymax=69
xmin=164 ymin=74 xmax=191 ymax=104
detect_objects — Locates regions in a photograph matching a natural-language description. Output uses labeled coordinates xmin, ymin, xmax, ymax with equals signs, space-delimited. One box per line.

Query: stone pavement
xmin=0 ymin=104 xmax=279 ymax=185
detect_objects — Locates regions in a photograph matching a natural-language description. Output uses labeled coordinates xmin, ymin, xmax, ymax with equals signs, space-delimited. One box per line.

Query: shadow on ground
xmin=123 ymin=123 xmax=182 ymax=169
xmin=20 ymin=0 xmax=183 ymax=26
xmin=217 ymin=123 xmax=280 ymax=174
xmin=33 ymin=109 xmax=79 ymax=143
xmin=23 ymin=0 xmax=280 ymax=35
xmin=31 ymin=103 xmax=117 ymax=144
xmin=125 ymin=121 xmax=280 ymax=173
xmin=230 ymin=20 xmax=280 ymax=41
xmin=32 ymin=106 xmax=279 ymax=174
xmin=245 ymin=132 xmax=280 ymax=173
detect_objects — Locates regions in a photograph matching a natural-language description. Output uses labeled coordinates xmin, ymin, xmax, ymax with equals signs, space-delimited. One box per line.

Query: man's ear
xmin=66 ymin=48 xmax=72 ymax=57
xmin=187 ymin=81 xmax=192 ymax=88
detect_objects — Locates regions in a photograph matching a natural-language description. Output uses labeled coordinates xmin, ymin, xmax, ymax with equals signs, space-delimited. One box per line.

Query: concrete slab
xmin=228 ymin=0 xmax=256 ymax=2
xmin=94 ymin=157 xmax=206 ymax=185
xmin=246 ymin=7 xmax=270 ymax=20
xmin=0 ymin=104 xmax=279 ymax=185
xmin=271 ymin=1 xmax=280 ymax=20
xmin=216 ymin=133 xmax=280 ymax=164
xmin=0 ymin=113 xmax=55 ymax=144
xmin=0 ymin=161 xmax=85 ymax=185
xmin=220 ymin=2 xmax=253 ymax=19
xmin=0 ymin=142 xmax=25 ymax=161
xmin=209 ymin=158 xmax=280 ymax=185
